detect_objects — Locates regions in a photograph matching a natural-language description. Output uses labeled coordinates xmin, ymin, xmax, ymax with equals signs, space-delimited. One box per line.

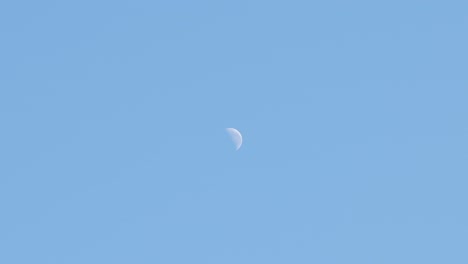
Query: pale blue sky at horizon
xmin=1 ymin=1 xmax=467 ymax=263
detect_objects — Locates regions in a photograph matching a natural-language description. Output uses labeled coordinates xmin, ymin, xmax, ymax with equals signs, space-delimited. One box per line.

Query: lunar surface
xmin=226 ymin=128 xmax=242 ymax=150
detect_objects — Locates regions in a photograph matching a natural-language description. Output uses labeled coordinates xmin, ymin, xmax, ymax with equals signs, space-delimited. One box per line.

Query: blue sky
xmin=1 ymin=0 xmax=467 ymax=263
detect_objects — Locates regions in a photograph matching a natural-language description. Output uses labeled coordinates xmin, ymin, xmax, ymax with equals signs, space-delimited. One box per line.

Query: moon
xmin=226 ymin=128 xmax=242 ymax=150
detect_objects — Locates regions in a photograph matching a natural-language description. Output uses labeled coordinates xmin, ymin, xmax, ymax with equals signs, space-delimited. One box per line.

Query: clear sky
xmin=1 ymin=1 xmax=467 ymax=263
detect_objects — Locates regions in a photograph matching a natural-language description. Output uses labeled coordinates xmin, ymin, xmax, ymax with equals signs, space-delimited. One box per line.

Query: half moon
xmin=226 ymin=128 xmax=242 ymax=150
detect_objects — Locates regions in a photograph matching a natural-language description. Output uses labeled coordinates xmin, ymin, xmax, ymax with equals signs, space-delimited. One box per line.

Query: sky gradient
xmin=1 ymin=0 xmax=467 ymax=263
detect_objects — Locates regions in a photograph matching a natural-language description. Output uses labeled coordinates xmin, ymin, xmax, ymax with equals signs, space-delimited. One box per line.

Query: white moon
xmin=226 ymin=128 xmax=242 ymax=150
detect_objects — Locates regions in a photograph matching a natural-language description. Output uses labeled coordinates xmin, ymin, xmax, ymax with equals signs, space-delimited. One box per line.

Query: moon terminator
xmin=226 ymin=128 xmax=242 ymax=150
